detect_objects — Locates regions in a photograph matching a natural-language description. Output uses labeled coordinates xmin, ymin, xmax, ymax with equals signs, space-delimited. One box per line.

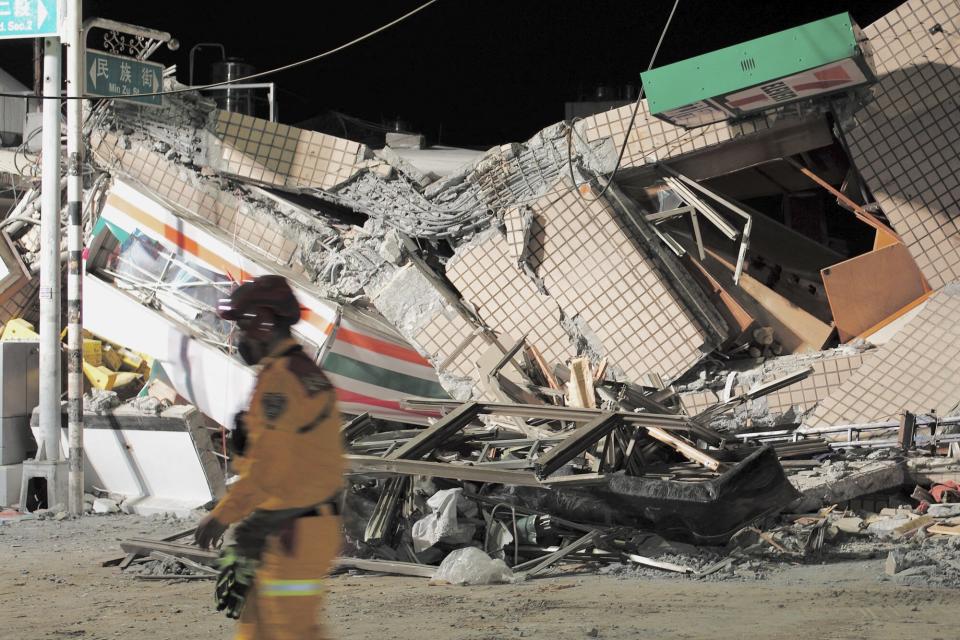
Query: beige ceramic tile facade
xmin=576 ymin=95 xmax=774 ymax=170
xmin=91 ymin=132 xmax=299 ymax=267
xmin=767 ymin=354 xmax=868 ymax=416
xmin=804 ymin=285 xmax=960 ymax=427
xmin=679 ymin=353 xmax=867 ymax=418
xmin=447 ymin=179 xmax=712 ymax=382
xmin=413 ymin=307 xmax=491 ymax=381
xmin=844 ymin=0 xmax=960 ymax=290
xmin=0 ymin=275 xmax=38 ymax=327
xmin=446 ymin=232 xmax=570 ymax=370
xmin=213 ymin=111 xmax=365 ymax=191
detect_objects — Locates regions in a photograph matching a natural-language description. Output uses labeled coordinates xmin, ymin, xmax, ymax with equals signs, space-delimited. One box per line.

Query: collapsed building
xmin=4 ymin=0 xmax=960 ymax=581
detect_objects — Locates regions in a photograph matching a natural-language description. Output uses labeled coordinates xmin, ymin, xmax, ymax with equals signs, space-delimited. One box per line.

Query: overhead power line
xmin=0 ymin=0 xmax=440 ymax=100
xmin=567 ymin=0 xmax=680 ymax=201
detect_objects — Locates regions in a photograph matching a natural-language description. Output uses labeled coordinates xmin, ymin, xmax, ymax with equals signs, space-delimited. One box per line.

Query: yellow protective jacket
xmin=211 ymin=337 xmax=345 ymax=525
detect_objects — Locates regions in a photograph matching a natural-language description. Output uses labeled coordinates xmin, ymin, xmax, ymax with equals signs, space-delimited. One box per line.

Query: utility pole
xmin=65 ymin=0 xmax=84 ymax=516
xmin=38 ymin=35 xmax=62 ymax=483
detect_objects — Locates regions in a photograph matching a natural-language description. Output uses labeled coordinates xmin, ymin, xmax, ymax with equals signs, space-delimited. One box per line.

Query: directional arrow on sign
xmin=37 ymin=0 xmax=48 ymax=28
xmin=88 ymin=59 xmax=97 ymax=90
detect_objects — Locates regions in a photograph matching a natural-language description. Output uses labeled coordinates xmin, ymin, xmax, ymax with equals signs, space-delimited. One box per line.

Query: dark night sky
xmin=0 ymin=0 xmax=903 ymax=147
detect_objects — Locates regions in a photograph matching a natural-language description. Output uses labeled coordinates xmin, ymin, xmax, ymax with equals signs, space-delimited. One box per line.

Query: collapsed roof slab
xmin=572 ymin=88 xmax=844 ymax=178
xmin=105 ymin=93 xmax=371 ymax=194
xmin=800 ymin=283 xmax=960 ymax=431
xmin=842 ymin=0 xmax=960 ymax=290
xmin=90 ymin=131 xmax=302 ymax=269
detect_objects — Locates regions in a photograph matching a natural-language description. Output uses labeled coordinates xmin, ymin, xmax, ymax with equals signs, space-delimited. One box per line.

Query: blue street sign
xmin=86 ymin=49 xmax=163 ymax=106
xmin=0 ymin=0 xmax=58 ymax=39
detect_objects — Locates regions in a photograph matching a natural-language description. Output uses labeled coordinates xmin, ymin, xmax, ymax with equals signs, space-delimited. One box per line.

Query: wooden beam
xmin=646 ymin=427 xmax=721 ymax=471
xmin=525 ymin=344 xmax=560 ymax=390
xmin=785 ymin=157 xmax=898 ymax=239
xmin=701 ymin=249 xmax=833 ymax=352
xmin=593 ymin=358 xmax=609 ymax=385
xmin=568 ymin=357 xmax=596 ymax=408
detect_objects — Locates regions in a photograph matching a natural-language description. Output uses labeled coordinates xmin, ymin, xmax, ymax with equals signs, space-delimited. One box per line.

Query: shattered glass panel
xmin=107 ymin=231 xmax=234 ymax=344
xmin=656 ymin=184 xmax=684 ymax=213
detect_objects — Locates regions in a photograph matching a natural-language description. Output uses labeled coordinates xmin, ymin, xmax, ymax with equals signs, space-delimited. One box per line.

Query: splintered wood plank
xmin=928 ymin=524 xmax=960 ymax=537
xmin=525 ymin=344 xmax=560 ymax=390
xmin=646 ymin=426 xmax=721 ymax=471
xmin=568 ymin=357 xmax=596 ymax=409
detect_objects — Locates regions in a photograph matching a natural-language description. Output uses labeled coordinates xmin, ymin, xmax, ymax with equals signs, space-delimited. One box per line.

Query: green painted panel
xmin=642 ymin=13 xmax=873 ymax=127
xmin=321 ymin=351 xmax=448 ymax=399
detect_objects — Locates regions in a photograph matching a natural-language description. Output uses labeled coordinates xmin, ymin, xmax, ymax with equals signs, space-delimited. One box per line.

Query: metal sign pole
xmin=38 ymin=35 xmax=62 ymax=470
xmin=65 ymin=0 xmax=85 ymax=516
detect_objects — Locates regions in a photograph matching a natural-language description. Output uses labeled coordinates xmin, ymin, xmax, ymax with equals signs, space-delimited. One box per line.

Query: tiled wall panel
xmin=447 ymin=180 xmax=712 ymax=382
xmin=0 ymin=275 xmax=38 ymax=327
xmin=413 ymin=307 xmax=489 ymax=381
xmin=680 ymin=353 xmax=868 ymax=418
xmin=212 ymin=111 xmax=365 ymax=191
xmin=804 ymin=284 xmax=960 ymax=427
xmin=92 ymin=132 xmax=299 ymax=266
xmin=446 ymin=233 xmax=570 ymax=370
xmin=576 ymin=93 xmax=778 ymax=170
xmin=843 ymin=0 xmax=960 ymax=290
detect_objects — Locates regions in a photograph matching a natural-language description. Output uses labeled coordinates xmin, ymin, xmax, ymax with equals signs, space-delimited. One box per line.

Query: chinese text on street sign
xmin=86 ymin=49 xmax=163 ymax=106
xmin=0 ymin=0 xmax=57 ymax=39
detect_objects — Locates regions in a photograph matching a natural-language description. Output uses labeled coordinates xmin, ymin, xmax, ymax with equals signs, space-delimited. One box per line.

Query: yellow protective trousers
xmin=234 ymin=514 xmax=342 ymax=640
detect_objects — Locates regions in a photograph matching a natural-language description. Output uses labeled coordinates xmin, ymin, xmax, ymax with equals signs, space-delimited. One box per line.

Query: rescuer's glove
xmin=215 ymin=546 xmax=258 ymax=620
xmin=195 ymin=514 xmax=228 ymax=550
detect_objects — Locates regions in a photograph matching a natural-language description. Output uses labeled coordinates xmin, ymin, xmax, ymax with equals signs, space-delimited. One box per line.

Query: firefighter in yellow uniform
xmin=195 ymin=275 xmax=345 ymax=640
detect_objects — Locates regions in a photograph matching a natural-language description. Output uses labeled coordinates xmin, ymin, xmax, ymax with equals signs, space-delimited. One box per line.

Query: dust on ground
xmin=2 ymin=514 xmax=960 ymax=640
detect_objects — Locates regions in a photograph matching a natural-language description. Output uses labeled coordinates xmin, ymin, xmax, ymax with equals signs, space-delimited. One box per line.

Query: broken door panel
xmin=821 ymin=242 xmax=930 ymax=342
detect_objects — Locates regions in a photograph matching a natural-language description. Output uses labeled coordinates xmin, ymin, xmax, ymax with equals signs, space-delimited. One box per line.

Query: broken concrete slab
xmin=789 ymin=458 xmax=911 ymax=513
xmin=679 ymin=347 xmax=870 ymax=427
xmin=802 ymin=284 xmax=960 ymax=430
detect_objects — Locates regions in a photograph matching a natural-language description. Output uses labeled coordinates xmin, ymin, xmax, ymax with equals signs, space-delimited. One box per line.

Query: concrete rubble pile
xmin=5 ymin=0 xmax=960 ymax=585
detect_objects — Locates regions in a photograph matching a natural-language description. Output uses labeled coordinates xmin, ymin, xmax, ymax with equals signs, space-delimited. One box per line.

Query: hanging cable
xmin=567 ymin=0 xmax=680 ymax=201
xmin=0 ymin=0 xmax=440 ymax=100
